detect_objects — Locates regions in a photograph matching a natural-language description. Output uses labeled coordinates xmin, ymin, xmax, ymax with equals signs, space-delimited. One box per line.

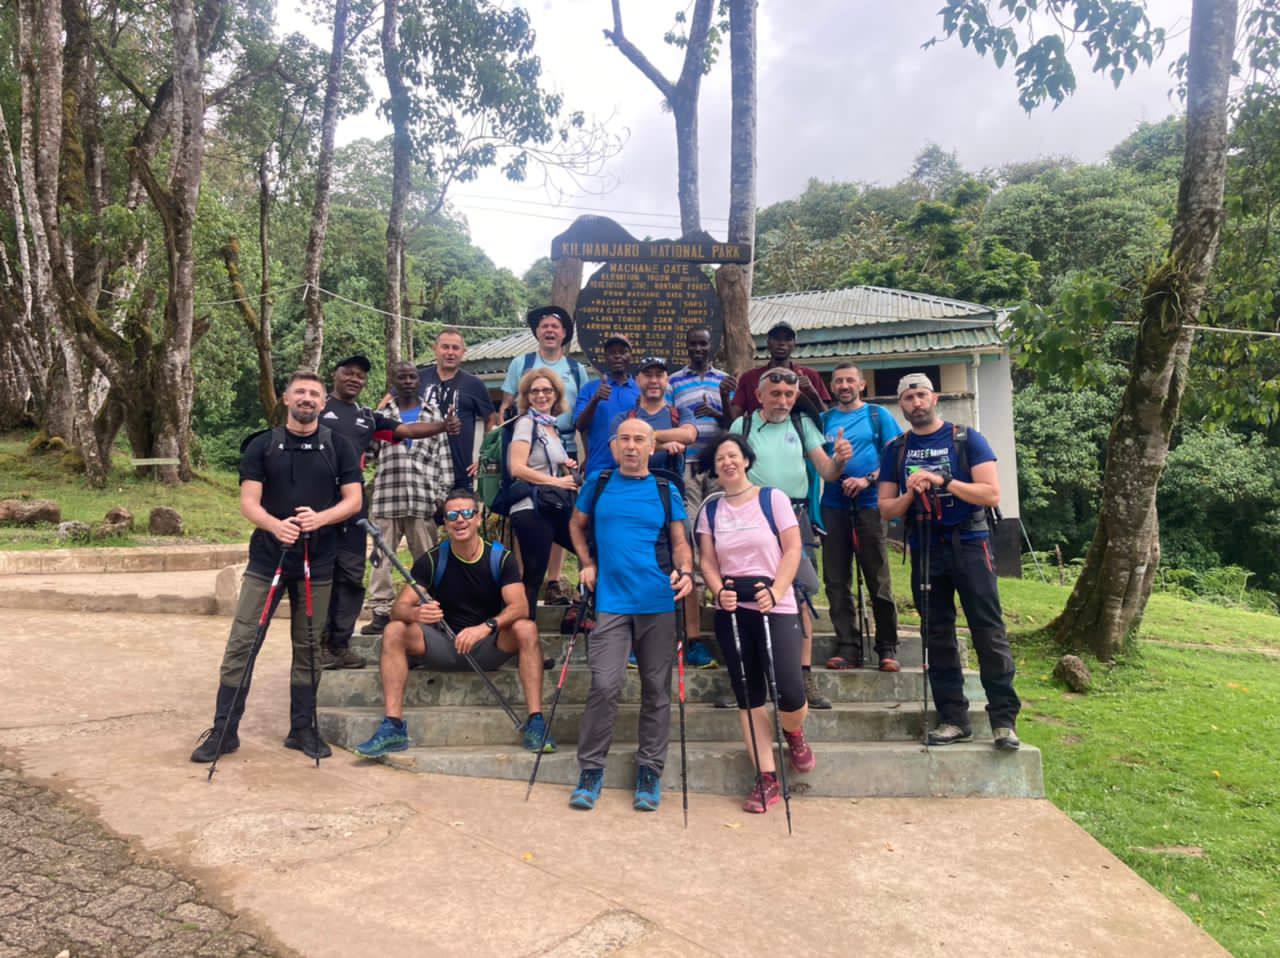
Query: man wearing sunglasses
xmin=728 ymin=320 xmax=831 ymax=420
xmin=354 ymin=488 xmax=552 ymax=757
xmin=728 ymin=368 xmax=852 ymax=709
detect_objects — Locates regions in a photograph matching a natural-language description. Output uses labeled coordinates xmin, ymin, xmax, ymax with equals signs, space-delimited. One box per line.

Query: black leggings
xmin=713 ymin=609 xmax=806 ymax=712
xmin=509 ymin=507 xmax=577 ymax=617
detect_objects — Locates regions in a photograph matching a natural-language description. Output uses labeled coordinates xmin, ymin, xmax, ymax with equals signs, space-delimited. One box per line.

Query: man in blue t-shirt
xmin=568 ymin=417 xmax=693 ymax=813
xmin=878 ymin=372 xmax=1021 ymax=751
xmin=573 ymin=334 xmax=641 ymax=476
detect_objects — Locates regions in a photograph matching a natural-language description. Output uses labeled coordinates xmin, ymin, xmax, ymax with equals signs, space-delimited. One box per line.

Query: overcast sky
xmin=286 ymin=0 xmax=1192 ymax=275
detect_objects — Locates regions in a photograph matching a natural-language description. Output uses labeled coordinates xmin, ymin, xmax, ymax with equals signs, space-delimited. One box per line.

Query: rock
xmin=1054 ymin=654 xmax=1092 ymax=693
xmin=95 ymin=506 xmax=134 ymax=538
xmin=148 ymin=506 xmax=183 ymax=536
xmin=57 ymin=520 xmax=92 ymax=542
xmin=0 ymin=498 xmax=62 ymax=525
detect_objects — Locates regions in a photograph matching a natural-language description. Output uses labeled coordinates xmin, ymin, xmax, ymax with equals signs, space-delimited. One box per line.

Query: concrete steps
xmin=365 ymin=740 xmax=1043 ymax=799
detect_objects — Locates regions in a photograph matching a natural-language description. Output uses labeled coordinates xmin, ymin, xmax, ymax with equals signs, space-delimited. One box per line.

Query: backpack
xmin=476 ymin=415 xmax=516 ymax=514
xmin=586 ymin=468 xmax=674 ymax=569
xmin=885 ymin=424 xmax=1000 ymax=532
xmin=244 ymin=425 xmax=341 ymax=487
xmin=430 ymin=539 xmax=508 ymax=590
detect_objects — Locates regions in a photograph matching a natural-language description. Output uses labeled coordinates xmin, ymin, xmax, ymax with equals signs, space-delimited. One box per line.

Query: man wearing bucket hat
xmin=499 ymin=306 xmax=594 ymax=459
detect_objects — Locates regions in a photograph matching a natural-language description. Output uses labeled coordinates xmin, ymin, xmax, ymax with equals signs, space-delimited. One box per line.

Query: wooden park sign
xmin=551 ymin=216 xmax=751 ymax=370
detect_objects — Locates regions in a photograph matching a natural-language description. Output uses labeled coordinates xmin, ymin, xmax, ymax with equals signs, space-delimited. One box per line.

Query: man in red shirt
xmin=727 ymin=321 xmax=831 ymax=420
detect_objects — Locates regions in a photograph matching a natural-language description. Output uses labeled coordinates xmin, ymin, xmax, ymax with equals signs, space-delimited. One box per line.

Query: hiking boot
xmin=743 ymin=772 xmax=781 ymax=814
xmin=321 ymin=647 xmax=366 ymax=670
xmin=569 ymin=768 xmax=604 ymax=810
xmin=878 ymin=657 xmax=901 ymax=673
xmin=521 ymin=713 xmax=556 ymax=753
xmin=190 ymin=726 xmax=238 ymax=763
xmin=993 ymin=727 xmax=1022 ymax=751
xmin=927 ymin=723 xmax=973 ymax=746
xmin=826 ymin=642 xmax=862 ymax=670
xmin=783 ymin=728 xmax=817 ymax=773
xmin=360 ymin=613 xmax=390 ymax=636
xmin=354 ymin=717 xmax=410 ymax=758
xmin=633 ymin=765 xmax=662 ymax=812
xmin=804 ymin=671 xmax=832 ymax=710
xmin=284 ymin=726 xmax=332 ymax=759
xmin=685 ymin=640 xmax=717 ymax=669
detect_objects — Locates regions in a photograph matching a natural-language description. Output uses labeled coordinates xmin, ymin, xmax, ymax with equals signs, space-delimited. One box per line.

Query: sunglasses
xmin=762 ymin=370 xmax=799 ymax=385
xmin=445 ymin=508 xmax=479 ymax=521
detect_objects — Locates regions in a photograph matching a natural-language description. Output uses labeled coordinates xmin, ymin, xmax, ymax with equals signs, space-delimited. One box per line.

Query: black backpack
xmin=885 ymin=424 xmax=1000 ymax=532
xmin=587 ymin=468 xmax=675 ymax=570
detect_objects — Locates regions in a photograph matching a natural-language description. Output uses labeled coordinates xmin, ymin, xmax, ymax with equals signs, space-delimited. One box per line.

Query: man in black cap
xmin=573 ymin=334 xmax=642 ymax=477
xmin=728 ymin=320 xmax=831 ymax=420
xmin=319 ymin=354 xmax=452 ymax=669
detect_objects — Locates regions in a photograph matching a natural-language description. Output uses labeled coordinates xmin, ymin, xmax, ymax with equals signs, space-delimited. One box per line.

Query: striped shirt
xmin=669 ymin=364 xmax=729 ymax=457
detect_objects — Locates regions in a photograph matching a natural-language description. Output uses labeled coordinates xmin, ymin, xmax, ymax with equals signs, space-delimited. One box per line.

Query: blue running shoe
xmin=626 ymin=651 xmax=638 ymax=669
xmin=633 ymin=765 xmax=662 ymax=811
xmin=354 ymin=717 xmax=409 ymax=758
xmin=569 ymin=768 xmax=604 ymax=810
xmin=521 ymin=713 xmax=557 ymax=753
xmin=685 ymin=640 xmax=717 ymax=670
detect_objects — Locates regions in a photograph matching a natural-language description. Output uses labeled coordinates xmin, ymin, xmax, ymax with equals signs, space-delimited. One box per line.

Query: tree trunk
xmin=382 ymin=0 xmax=409 ymax=374
xmin=300 ymin=0 xmax=349 ymax=372
xmin=550 ymin=256 xmax=583 ymax=322
xmin=220 ymin=237 xmax=279 ymax=420
xmin=720 ymin=0 xmax=758 ymax=375
xmin=1052 ymin=0 xmax=1237 ymax=659
xmin=672 ymin=97 xmax=701 ymax=236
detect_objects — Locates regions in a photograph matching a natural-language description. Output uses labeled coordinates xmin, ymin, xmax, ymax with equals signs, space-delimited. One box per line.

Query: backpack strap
xmin=953 ymin=423 xmax=970 ymax=478
xmin=566 ymin=356 xmax=586 ymax=390
xmin=888 ymin=433 xmax=909 ymax=489
xmin=489 ymin=541 xmax=506 ymax=584
xmin=263 ymin=425 xmax=340 ymax=488
xmin=706 ymin=497 xmax=720 ymax=546
xmin=433 ymin=540 xmax=451 ymax=589
xmin=869 ymin=404 xmax=885 ymax=453
xmin=521 ymin=352 xmax=536 ymax=375
xmin=758 ymin=487 xmax=780 ymax=539
xmin=655 ymin=476 xmax=673 ymax=527
xmin=587 ymin=469 xmax=614 ymax=555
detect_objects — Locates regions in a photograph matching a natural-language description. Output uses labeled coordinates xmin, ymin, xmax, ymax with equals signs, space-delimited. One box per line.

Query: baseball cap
xmin=603 ymin=333 xmax=632 ymax=349
xmin=333 ymin=354 xmax=371 ymax=372
xmin=897 ymin=372 xmax=935 ymax=396
xmin=767 ymin=320 xmax=796 ymax=339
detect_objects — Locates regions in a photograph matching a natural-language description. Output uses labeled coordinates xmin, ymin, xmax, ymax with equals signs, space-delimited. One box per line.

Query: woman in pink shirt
xmin=696 ymin=433 xmax=816 ymax=814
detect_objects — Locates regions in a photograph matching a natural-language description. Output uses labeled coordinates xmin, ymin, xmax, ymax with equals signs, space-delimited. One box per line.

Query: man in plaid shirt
xmin=363 ymin=362 xmax=456 ymax=637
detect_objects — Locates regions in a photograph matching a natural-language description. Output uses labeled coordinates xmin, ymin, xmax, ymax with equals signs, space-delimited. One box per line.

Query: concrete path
xmin=0 ymin=609 xmax=1229 ymax=958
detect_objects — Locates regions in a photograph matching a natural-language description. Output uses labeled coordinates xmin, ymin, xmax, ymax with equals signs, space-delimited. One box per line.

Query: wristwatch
xmin=940 ymin=476 xmax=952 ymax=492
xmin=485 ymin=617 xmax=499 ymax=633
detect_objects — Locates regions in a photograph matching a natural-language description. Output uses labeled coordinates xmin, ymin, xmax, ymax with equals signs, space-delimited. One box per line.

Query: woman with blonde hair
xmin=508 ymin=368 xmax=581 ymax=616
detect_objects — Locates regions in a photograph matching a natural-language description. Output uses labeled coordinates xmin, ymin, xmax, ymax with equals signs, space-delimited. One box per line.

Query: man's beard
xmin=292 ymin=406 xmax=318 ymax=424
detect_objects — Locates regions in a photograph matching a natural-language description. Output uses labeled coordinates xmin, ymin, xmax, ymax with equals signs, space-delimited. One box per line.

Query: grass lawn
xmin=0 ymin=434 xmax=244 ymax=548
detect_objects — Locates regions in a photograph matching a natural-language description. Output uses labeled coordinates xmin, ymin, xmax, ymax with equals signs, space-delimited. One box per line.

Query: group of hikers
xmin=191 ymin=303 xmax=1022 ymax=815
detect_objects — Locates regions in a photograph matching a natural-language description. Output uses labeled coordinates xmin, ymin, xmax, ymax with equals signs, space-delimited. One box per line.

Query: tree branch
xmin=675 ymin=0 xmax=715 ymax=94
xmin=603 ymin=0 xmax=675 ymax=99
xmin=92 ymin=37 xmax=154 ymax=110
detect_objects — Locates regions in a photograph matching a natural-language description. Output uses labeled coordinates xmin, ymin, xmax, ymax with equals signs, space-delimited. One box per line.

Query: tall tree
xmin=717 ymin=0 xmax=757 ymax=375
xmin=937 ymin=0 xmax=1238 ymax=657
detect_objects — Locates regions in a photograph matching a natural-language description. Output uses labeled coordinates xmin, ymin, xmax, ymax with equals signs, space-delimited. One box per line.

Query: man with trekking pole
xmin=877 ymin=373 xmax=1022 ymax=750
xmin=191 ymin=371 xmax=363 ymax=767
xmin=567 ymin=418 xmax=694 ymax=812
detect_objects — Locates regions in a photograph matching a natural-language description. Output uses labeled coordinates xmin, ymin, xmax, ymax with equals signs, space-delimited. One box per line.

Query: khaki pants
xmin=219 ymin=572 xmax=333 ymax=688
xmin=368 ymin=515 xmax=436 ymax=616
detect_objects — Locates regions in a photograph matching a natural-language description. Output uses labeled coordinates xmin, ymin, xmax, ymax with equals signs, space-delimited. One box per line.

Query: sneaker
xmin=569 ymin=768 xmax=604 ymax=810
xmin=742 ymin=772 xmax=781 ymax=813
xmin=713 ymin=694 xmax=737 ymax=709
xmin=354 ymin=717 xmax=410 ymax=758
xmin=521 ymin=714 xmax=557 ymax=753
xmin=783 ymin=728 xmax=817 ymax=773
xmin=190 ymin=726 xmax=238 ymax=763
xmin=685 ymin=640 xmax=717 ymax=669
xmin=803 ymin=671 xmax=832 ymax=710
xmin=633 ymin=765 xmax=662 ymax=811
xmin=993 ymin=727 xmax=1022 ymax=751
xmin=320 ymin=647 xmax=366 ymax=670
xmin=927 ymin=723 xmax=973 ymax=746
xmin=878 ymin=657 xmax=901 ymax=673
xmin=283 ymin=726 xmax=333 ymax=759
xmin=360 ymin=613 xmax=390 ymax=636
xmin=626 ymin=651 xmax=638 ymax=670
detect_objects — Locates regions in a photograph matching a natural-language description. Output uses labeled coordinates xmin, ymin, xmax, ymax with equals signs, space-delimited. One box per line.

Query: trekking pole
xmin=915 ymin=490 xmax=934 ymax=751
xmin=525 ymin=590 xmax=593 ymax=801
xmin=357 ymin=519 xmax=524 ymax=730
xmin=675 ymin=594 xmax=690 ymax=830
xmin=851 ymin=516 xmax=871 ymax=668
xmin=208 ymin=542 xmax=294 ymax=783
xmin=303 ymin=534 xmax=321 ymax=768
xmin=758 ymin=604 xmax=793 ymax=835
xmin=728 ymin=599 xmax=767 ymax=813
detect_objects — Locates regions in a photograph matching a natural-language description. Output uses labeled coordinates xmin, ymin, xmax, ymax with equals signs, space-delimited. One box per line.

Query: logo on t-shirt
xmin=322 ymin=411 xmax=339 ymax=420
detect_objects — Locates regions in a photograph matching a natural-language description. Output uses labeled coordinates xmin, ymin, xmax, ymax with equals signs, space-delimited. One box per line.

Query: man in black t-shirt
xmin=353 ymin=488 xmax=555 ymax=758
xmin=190 ymin=370 xmax=364 ymax=765
xmin=416 ymin=327 xmax=498 ymax=490
xmin=319 ymin=354 xmax=453 ymax=670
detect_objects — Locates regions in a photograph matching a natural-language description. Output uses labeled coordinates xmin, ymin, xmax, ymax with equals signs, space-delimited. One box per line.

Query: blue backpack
xmin=431 ymin=539 xmax=508 ymax=590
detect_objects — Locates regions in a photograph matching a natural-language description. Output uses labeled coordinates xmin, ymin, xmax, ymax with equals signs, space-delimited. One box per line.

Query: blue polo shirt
xmin=574 ymin=376 xmax=642 ymax=476
xmin=575 ymin=471 xmax=687 ymax=616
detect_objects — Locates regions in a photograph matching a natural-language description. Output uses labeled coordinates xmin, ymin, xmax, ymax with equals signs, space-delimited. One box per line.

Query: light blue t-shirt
xmin=575 ymin=471 xmax=687 ymax=615
xmin=502 ymin=352 xmax=593 ymax=438
xmin=573 ymin=376 xmax=642 ymax=476
xmin=821 ymin=404 xmax=902 ymax=509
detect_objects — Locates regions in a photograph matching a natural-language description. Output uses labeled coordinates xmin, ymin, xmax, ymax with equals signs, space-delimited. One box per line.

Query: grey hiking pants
xmin=577 ymin=611 xmax=676 ymax=774
xmin=219 ymin=571 xmax=332 ymax=688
